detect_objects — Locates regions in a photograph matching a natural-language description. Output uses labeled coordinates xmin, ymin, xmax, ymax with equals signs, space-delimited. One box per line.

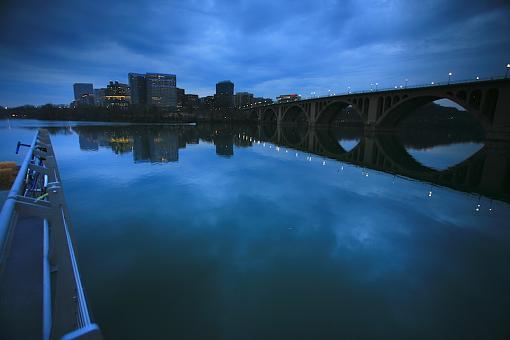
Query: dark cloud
xmin=0 ymin=0 xmax=509 ymax=106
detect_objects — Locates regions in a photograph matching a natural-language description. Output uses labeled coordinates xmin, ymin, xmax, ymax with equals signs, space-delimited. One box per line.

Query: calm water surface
xmin=1 ymin=119 xmax=509 ymax=339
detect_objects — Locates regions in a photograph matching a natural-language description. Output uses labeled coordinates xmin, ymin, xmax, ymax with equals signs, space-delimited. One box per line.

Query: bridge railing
xmin=0 ymin=129 xmax=102 ymax=340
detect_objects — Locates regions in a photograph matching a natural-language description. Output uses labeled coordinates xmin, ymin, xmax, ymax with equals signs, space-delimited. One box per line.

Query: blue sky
xmin=0 ymin=0 xmax=509 ymax=106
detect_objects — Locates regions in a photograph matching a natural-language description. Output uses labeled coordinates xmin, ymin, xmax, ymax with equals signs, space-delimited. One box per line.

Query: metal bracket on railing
xmin=15 ymin=141 xmax=31 ymax=154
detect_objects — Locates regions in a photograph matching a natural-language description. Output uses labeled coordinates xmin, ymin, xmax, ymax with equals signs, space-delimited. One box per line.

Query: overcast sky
xmin=0 ymin=0 xmax=509 ymax=106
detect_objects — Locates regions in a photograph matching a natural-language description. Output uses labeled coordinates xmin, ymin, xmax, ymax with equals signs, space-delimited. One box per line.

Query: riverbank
xmin=0 ymin=162 xmax=18 ymax=191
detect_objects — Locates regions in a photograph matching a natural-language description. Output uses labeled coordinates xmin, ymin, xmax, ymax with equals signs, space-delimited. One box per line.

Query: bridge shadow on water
xmin=63 ymin=122 xmax=510 ymax=203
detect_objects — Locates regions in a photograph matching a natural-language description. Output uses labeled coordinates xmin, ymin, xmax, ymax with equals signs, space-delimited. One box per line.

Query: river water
xmin=1 ymin=119 xmax=509 ymax=339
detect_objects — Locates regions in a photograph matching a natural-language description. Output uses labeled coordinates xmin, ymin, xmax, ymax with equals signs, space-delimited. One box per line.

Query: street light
xmin=328 ymin=89 xmax=331 ymax=96
xmin=405 ymin=78 xmax=408 ymax=88
xmin=506 ymin=63 xmax=510 ymax=78
xmin=375 ymin=82 xmax=378 ymax=90
xmin=347 ymin=86 xmax=351 ymax=94
xmin=448 ymin=72 xmax=453 ymax=84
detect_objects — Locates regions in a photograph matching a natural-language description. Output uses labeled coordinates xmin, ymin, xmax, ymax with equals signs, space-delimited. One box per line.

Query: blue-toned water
xmin=1 ymin=119 xmax=509 ymax=339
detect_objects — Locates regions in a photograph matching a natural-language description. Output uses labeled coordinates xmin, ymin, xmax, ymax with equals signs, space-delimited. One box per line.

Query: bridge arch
xmin=376 ymin=90 xmax=497 ymax=130
xmin=261 ymin=108 xmax=277 ymax=124
xmin=315 ymin=100 xmax=365 ymax=126
xmin=248 ymin=109 xmax=259 ymax=122
xmin=281 ymin=105 xmax=309 ymax=125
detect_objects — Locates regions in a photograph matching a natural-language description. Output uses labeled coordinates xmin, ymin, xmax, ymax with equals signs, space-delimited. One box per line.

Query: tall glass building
xmin=215 ymin=80 xmax=235 ymax=110
xmin=73 ymin=83 xmax=93 ymax=101
xmin=146 ymin=73 xmax=177 ymax=109
xmin=128 ymin=73 xmax=147 ymax=106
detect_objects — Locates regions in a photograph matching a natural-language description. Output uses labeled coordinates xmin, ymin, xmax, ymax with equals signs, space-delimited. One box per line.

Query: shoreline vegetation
xmin=0 ymin=102 xmax=484 ymax=134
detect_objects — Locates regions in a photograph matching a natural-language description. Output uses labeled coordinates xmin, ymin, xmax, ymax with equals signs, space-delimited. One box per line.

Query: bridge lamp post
xmin=476 ymin=76 xmax=480 ymax=80
xmin=448 ymin=72 xmax=453 ymax=84
xmin=347 ymin=86 xmax=351 ymax=94
xmin=405 ymin=79 xmax=408 ymax=88
xmin=375 ymin=82 xmax=378 ymax=90
xmin=506 ymin=64 xmax=510 ymax=78
xmin=328 ymin=89 xmax=331 ymax=96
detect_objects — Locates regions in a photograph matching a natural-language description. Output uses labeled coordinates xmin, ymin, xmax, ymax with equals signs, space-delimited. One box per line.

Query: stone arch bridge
xmin=246 ymin=79 xmax=510 ymax=140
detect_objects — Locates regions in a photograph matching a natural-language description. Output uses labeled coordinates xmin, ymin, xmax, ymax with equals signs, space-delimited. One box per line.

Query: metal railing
xmin=0 ymin=129 xmax=102 ymax=340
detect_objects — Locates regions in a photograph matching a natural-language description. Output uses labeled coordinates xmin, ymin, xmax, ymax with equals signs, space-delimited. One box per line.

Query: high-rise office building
xmin=128 ymin=73 xmax=147 ymax=106
xmin=94 ymin=88 xmax=106 ymax=106
xmin=105 ymin=81 xmax=131 ymax=108
xmin=215 ymin=80 xmax=234 ymax=110
xmin=73 ymin=83 xmax=93 ymax=101
xmin=146 ymin=73 xmax=177 ymax=109
xmin=234 ymin=92 xmax=254 ymax=108
xmin=176 ymin=88 xmax=185 ymax=110
xmin=184 ymin=94 xmax=199 ymax=110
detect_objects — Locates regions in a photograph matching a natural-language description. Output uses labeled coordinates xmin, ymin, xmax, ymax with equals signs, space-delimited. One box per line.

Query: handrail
xmin=61 ymin=207 xmax=91 ymax=328
xmin=0 ymin=129 xmax=102 ymax=339
xmin=0 ymin=131 xmax=38 ymax=265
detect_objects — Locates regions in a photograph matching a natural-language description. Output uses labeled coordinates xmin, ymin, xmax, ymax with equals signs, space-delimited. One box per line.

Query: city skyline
xmin=1 ymin=0 xmax=509 ymax=106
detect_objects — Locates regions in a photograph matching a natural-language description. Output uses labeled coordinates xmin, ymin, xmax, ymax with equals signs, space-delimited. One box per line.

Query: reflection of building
xmin=128 ymin=73 xmax=147 ymax=106
xmin=213 ymin=131 xmax=234 ymax=157
xmin=78 ymin=134 xmax=99 ymax=151
xmin=215 ymin=80 xmax=234 ymax=110
xmin=133 ymin=131 xmax=179 ymax=163
xmin=277 ymin=94 xmax=301 ymax=103
xmin=146 ymin=73 xmax=177 ymax=109
xmin=105 ymin=81 xmax=131 ymax=108
xmin=73 ymin=83 xmax=93 ymax=101
xmin=108 ymin=136 xmax=133 ymax=154
xmin=235 ymin=92 xmax=254 ymax=108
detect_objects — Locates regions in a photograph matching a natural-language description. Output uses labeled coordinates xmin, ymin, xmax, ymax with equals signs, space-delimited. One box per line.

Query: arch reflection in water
xmin=69 ymin=124 xmax=510 ymax=203
xmin=406 ymin=143 xmax=484 ymax=171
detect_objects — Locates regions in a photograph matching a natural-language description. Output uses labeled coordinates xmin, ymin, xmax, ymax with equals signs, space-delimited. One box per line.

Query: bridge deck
xmin=0 ymin=216 xmax=44 ymax=339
